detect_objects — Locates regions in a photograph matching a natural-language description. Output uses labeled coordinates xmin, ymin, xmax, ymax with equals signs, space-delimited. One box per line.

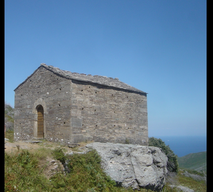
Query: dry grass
xmin=5 ymin=130 xmax=14 ymax=142
xmin=177 ymin=170 xmax=206 ymax=192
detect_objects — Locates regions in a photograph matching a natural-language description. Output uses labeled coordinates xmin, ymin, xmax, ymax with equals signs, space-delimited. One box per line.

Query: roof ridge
xmin=40 ymin=63 xmax=146 ymax=94
xmin=14 ymin=63 xmax=146 ymax=95
xmin=41 ymin=63 xmax=120 ymax=81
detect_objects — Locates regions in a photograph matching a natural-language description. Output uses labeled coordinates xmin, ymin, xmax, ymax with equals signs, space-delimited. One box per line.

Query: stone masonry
xmin=14 ymin=64 xmax=148 ymax=145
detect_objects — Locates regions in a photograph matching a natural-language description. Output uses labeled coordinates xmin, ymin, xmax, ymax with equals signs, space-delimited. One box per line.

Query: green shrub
xmin=52 ymin=147 xmax=66 ymax=164
xmin=149 ymin=137 xmax=179 ymax=173
xmin=5 ymin=150 xmax=52 ymax=192
xmin=52 ymin=149 xmax=117 ymax=191
xmin=5 ymin=130 xmax=14 ymax=142
xmin=5 ymin=103 xmax=14 ymax=131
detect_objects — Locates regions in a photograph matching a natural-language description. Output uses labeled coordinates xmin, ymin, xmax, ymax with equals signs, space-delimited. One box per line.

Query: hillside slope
xmin=178 ymin=151 xmax=206 ymax=172
xmin=5 ymin=103 xmax=14 ymax=131
xmin=5 ymin=139 xmax=206 ymax=192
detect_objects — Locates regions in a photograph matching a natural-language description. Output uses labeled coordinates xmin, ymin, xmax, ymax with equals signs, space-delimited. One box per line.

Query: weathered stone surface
xmin=86 ymin=142 xmax=168 ymax=191
xmin=182 ymin=170 xmax=206 ymax=182
xmin=67 ymin=143 xmax=80 ymax=148
xmin=43 ymin=157 xmax=64 ymax=179
xmin=169 ymin=185 xmax=194 ymax=192
xmin=71 ymin=117 xmax=82 ymax=127
xmin=27 ymin=140 xmax=42 ymax=144
xmin=14 ymin=64 xmax=148 ymax=145
xmin=39 ymin=64 xmax=146 ymax=94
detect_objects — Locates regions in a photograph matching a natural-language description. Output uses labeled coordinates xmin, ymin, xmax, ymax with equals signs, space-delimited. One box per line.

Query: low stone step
xmin=25 ymin=140 xmax=42 ymax=144
xmin=68 ymin=143 xmax=80 ymax=148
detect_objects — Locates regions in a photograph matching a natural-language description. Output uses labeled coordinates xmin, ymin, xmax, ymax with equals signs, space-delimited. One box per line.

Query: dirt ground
xmin=4 ymin=139 xmax=69 ymax=154
xmin=4 ymin=138 xmax=91 ymax=154
xmin=4 ymin=140 xmax=41 ymax=153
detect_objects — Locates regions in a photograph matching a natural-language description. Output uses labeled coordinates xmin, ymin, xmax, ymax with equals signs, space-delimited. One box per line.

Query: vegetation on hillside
xmin=5 ymin=130 xmax=14 ymax=142
xmin=177 ymin=169 xmax=206 ymax=192
xmin=5 ymin=142 xmax=207 ymax=192
xmin=5 ymin=103 xmax=14 ymax=131
xmin=5 ymin=148 xmax=136 ymax=192
xmin=149 ymin=137 xmax=179 ymax=173
xmin=178 ymin=152 xmax=206 ymax=173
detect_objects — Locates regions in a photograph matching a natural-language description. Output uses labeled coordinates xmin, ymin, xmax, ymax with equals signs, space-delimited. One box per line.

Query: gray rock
xmin=86 ymin=142 xmax=168 ymax=191
xmin=44 ymin=157 xmax=65 ymax=179
xmin=28 ymin=140 xmax=42 ymax=144
xmin=169 ymin=185 xmax=194 ymax=192
xmin=182 ymin=170 xmax=206 ymax=182
xmin=67 ymin=143 xmax=80 ymax=148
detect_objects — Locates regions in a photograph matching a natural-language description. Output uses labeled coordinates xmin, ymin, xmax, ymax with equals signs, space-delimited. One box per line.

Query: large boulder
xmin=86 ymin=142 xmax=168 ymax=191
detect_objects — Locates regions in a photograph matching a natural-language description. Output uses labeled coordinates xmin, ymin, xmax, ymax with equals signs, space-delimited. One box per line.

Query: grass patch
xmin=52 ymin=147 xmax=66 ymax=164
xmin=178 ymin=151 xmax=206 ymax=172
xmin=63 ymin=150 xmax=116 ymax=191
xmin=183 ymin=168 xmax=206 ymax=176
xmin=5 ymin=149 xmax=52 ymax=192
xmin=5 ymin=130 xmax=14 ymax=142
xmin=161 ymin=183 xmax=179 ymax=192
xmin=33 ymin=147 xmax=54 ymax=160
xmin=177 ymin=170 xmax=206 ymax=192
xmin=5 ymin=113 xmax=14 ymax=123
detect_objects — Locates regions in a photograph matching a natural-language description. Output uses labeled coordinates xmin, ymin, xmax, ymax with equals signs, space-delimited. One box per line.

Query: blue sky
xmin=5 ymin=0 xmax=206 ymax=137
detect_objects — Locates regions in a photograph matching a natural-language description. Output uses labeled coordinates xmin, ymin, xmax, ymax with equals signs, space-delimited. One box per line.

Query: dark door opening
xmin=36 ymin=105 xmax=44 ymax=138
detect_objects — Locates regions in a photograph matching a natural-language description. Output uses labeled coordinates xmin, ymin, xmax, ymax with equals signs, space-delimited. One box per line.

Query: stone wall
xmin=70 ymin=80 xmax=148 ymax=145
xmin=14 ymin=66 xmax=148 ymax=145
xmin=14 ymin=67 xmax=72 ymax=143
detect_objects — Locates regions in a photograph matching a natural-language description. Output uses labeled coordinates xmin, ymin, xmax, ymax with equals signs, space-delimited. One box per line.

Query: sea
xmin=155 ymin=136 xmax=206 ymax=157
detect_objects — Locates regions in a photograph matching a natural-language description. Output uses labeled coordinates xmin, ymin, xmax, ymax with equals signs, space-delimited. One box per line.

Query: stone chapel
xmin=14 ymin=64 xmax=148 ymax=145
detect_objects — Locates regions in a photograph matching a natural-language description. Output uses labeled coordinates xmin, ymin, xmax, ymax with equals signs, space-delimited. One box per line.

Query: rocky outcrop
xmin=86 ymin=142 xmax=168 ymax=191
xmin=169 ymin=185 xmax=194 ymax=192
xmin=181 ymin=170 xmax=206 ymax=182
xmin=42 ymin=157 xmax=64 ymax=179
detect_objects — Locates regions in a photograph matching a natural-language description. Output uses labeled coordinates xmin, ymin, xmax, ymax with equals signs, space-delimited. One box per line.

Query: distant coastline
xmin=156 ymin=136 xmax=206 ymax=157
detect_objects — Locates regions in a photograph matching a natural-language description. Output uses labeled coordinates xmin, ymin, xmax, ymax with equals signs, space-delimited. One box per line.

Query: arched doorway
xmin=36 ymin=105 xmax=44 ymax=138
